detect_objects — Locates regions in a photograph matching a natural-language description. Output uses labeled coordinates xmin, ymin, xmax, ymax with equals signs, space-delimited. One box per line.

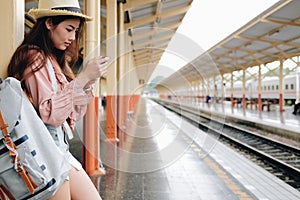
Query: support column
xmin=106 ymin=0 xmax=118 ymax=141
xmin=242 ymin=69 xmax=247 ymax=109
xmin=197 ymin=79 xmax=200 ymax=105
xmin=213 ymin=76 xmax=217 ymax=104
xmin=207 ymin=78 xmax=211 ymax=104
xmin=230 ymin=73 xmax=234 ymax=108
xmin=279 ymin=59 xmax=285 ymax=111
xmin=117 ymin=2 xmax=127 ymax=147
xmin=83 ymin=0 xmax=104 ymax=176
xmin=258 ymin=65 xmax=262 ymax=111
xmin=202 ymin=80 xmax=205 ymax=104
xmin=296 ymin=60 xmax=300 ymax=104
xmin=221 ymin=75 xmax=224 ymax=105
xmin=0 ymin=0 xmax=24 ymax=77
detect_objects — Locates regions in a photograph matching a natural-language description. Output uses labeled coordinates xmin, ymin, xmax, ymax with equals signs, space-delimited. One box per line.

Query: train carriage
xmin=223 ymin=73 xmax=300 ymax=105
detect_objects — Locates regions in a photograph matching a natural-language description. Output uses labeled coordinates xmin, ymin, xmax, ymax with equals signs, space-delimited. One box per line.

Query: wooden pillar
xmin=296 ymin=59 xmax=300 ymax=104
xmin=213 ymin=76 xmax=217 ymax=104
xmin=117 ymin=2 xmax=127 ymax=146
xmin=207 ymin=78 xmax=211 ymax=104
xmin=230 ymin=73 xmax=234 ymax=108
xmin=221 ymin=75 xmax=224 ymax=105
xmin=83 ymin=0 xmax=105 ymax=176
xmin=279 ymin=59 xmax=285 ymax=111
xmin=202 ymin=80 xmax=205 ymax=104
xmin=242 ymin=69 xmax=247 ymax=109
xmin=296 ymin=75 xmax=300 ymax=104
xmin=106 ymin=0 xmax=118 ymax=141
xmin=197 ymin=79 xmax=200 ymax=105
xmin=0 ymin=0 xmax=24 ymax=78
xmin=258 ymin=65 xmax=262 ymax=111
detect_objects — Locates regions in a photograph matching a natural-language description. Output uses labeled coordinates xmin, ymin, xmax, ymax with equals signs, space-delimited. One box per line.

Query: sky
xmin=149 ymin=0 xmax=280 ymax=82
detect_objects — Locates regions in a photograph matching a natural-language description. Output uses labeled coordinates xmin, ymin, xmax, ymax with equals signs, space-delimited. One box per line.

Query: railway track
xmin=152 ymin=99 xmax=300 ymax=191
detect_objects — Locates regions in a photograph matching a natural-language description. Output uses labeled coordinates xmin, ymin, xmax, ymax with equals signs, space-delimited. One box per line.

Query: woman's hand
xmin=76 ymin=56 xmax=109 ymax=88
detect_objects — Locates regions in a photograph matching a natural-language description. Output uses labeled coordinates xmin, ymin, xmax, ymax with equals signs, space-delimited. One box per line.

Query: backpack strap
xmin=47 ymin=59 xmax=73 ymax=140
xmin=0 ymin=185 xmax=15 ymax=200
xmin=47 ymin=59 xmax=58 ymax=93
xmin=0 ymin=186 xmax=7 ymax=200
xmin=0 ymin=111 xmax=38 ymax=194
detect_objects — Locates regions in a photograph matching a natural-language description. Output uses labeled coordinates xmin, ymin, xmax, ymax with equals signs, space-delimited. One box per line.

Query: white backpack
xmin=0 ymin=77 xmax=70 ymax=200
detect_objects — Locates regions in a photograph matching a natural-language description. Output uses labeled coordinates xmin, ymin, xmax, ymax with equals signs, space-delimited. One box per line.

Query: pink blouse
xmin=24 ymin=54 xmax=94 ymax=131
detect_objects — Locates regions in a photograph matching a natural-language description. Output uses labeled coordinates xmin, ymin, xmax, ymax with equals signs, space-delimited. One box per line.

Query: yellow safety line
xmin=203 ymin=157 xmax=253 ymax=200
xmin=182 ymin=133 xmax=253 ymax=200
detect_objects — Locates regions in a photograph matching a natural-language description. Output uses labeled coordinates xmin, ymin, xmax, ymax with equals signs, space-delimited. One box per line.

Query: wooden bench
xmin=261 ymin=102 xmax=272 ymax=111
xmin=246 ymin=100 xmax=257 ymax=110
xmin=232 ymin=100 xmax=242 ymax=107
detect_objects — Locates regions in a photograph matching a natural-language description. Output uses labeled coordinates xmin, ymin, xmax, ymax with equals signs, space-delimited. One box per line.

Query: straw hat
xmin=28 ymin=0 xmax=92 ymax=21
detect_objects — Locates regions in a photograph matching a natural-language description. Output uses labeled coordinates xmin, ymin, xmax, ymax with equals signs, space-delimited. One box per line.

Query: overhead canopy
xmin=123 ymin=0 xmax=192 ymax=63
xmin=122 ymin=0 xmax=193 ymax=82
xmin=159 ymin=0 xmax=300 ymax=86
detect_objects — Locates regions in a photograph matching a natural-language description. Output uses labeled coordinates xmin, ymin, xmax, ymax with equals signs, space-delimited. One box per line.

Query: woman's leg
xmin=48 ymin=181 xmax=71 ymax=200
xmin=69 ymin=167 xmax=102 ymax=200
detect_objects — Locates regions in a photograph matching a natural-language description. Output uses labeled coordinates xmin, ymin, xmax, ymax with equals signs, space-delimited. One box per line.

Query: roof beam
xmin=135 ymin=52 xmax=162 ymax=61
xmin=262 ymin=18 xmax=300 ymax=27
xmin=123 ymin=0 xmax=157 ymax=11
xmin=125 ymin=5 xmax=191 ymax=29
xmin=134 ymin=48 xmax=165 ymax=57
xmin=219 ymin=45 xmax=282 ymax=60
xmin=238 ymin=35 xmax=300 ymax=49
xmin=135 ymin=57 xmax=160 ymax=66
xmin=133 ymin=35 xmax=171 ymax=48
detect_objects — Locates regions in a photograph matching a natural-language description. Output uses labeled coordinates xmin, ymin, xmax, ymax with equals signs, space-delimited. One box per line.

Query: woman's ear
xmin=45 ymin=18 xmax=53 ymax=30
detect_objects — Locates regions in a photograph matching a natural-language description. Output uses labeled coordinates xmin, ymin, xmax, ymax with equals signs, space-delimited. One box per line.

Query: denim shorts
xmin=45 ymin=124 xmax=82 ymax=171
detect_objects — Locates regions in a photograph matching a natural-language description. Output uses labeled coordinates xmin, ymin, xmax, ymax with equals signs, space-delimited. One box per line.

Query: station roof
xmin=121 ymin=0 xmax=193 ymax=83
xmin=159 ymin=0 xmax=300 ymax=86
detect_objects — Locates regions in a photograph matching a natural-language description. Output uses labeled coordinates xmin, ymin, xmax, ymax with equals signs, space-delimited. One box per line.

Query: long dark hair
xmin=7 ymin=15 xmax=85 ymax=83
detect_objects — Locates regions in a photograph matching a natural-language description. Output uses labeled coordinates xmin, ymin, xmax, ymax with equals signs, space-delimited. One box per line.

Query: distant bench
xmin=232 ymin=100 xmax=242 ymax=107
xmin=261 ymin=102 xmax=272 ymax=111
xmin=246 ymin=100 xmax=257 ymax=109
xmin=232 ymin=100 xmax=272 ymax=111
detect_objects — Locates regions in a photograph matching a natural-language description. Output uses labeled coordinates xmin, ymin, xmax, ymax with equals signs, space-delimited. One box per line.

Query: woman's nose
xmin=69 ymin=32 xmax=76 ymax=41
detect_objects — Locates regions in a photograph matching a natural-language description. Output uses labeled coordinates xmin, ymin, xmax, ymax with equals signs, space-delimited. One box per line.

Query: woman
xmin=7 ymin=0 xmax=106 ymax=199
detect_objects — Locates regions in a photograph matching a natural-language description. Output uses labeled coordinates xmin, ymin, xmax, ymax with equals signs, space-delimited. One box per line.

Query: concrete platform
xmin=194 ymin=100 xmax=300 ymax=136
xmin=92 ymin=98 xmax=300 ymax=200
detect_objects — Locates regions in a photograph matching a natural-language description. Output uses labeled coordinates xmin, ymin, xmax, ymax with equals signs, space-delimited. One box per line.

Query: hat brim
xmin=28 ymin=9 xmax=92 ymax=21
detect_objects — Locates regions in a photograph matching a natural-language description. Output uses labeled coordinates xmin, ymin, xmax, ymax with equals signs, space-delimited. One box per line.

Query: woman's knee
xmin=69 ymin=168 xmax=102 ymax=200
